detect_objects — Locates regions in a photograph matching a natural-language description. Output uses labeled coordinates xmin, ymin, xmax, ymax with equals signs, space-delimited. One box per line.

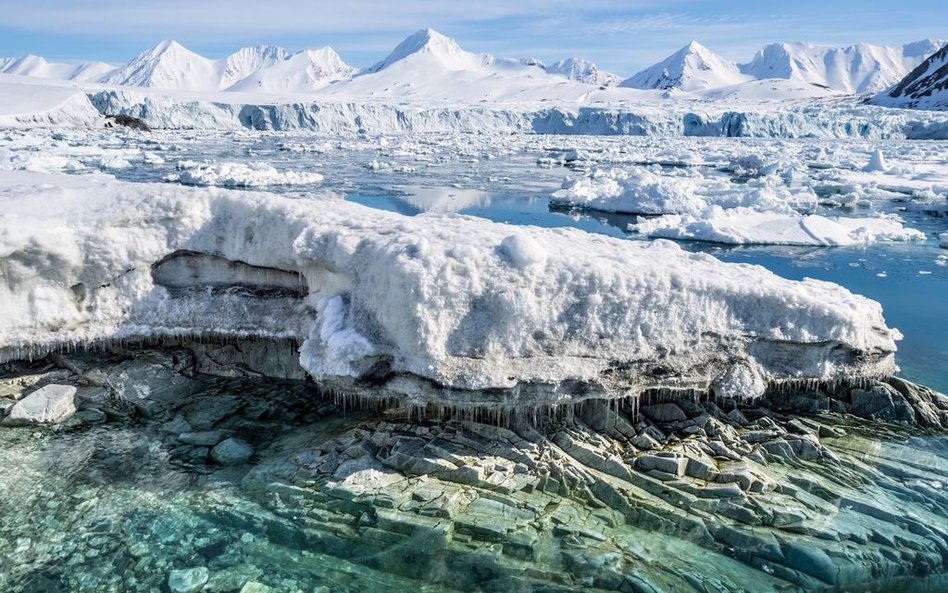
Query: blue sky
xmin=1 ymin=0 xmax=946 ymax=75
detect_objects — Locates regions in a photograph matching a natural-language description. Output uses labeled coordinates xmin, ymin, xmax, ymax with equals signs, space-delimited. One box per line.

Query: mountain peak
xmin=370 ymin=28 xmax=472 ymax=72
xmin=546 ymin=57 xmax=621 ymax=86
xmin=621 ymin=41 xmax=746 ymax=91
xmin=150 ymin=40 xmax=187 ymax=55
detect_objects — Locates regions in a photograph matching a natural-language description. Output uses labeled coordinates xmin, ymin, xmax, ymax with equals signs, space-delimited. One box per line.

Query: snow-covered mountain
xmin=545 ymin=58 xmax=621 ymax=87
xmin=365 ymin=28 xmax=490 ymax=73
xmin=740 ymin=41 xmax=944 ymax=94
xmin=0 ymin=55 xmax=114 ymax=81
xmin=621 ymin=41 xmax=749 ymax=91
xmin=218 ymin=45 xmax=289 ymax=89
xmin=99 ymin=40 xmax=220 ymax=91
xmin=320 ymin=28 xmax=622 ymax=102
xmin=874 ymin=44 xmax=948 ymax=110
xmin=4 ymin=32 xmax=945 ymax=103
xmin=100 ymin=41 xmax=305 ymax=91
xmin=228 ymin=48 xmax=355 ymax=92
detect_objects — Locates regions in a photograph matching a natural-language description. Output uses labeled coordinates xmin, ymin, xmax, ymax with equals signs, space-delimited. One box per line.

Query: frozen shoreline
xmin=0 ymin=170 xmax=901 ymax=405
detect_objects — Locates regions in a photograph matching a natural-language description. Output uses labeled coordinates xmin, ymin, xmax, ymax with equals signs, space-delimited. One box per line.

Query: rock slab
xmin=4 ymin=384 xmax=77 ymax=425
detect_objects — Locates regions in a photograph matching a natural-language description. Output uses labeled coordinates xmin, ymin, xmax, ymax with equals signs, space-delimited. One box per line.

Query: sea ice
xmin=0 ymin=170 xmax=901 ymax=405
xmin=630 ymin=207 xmax=925 ymax=246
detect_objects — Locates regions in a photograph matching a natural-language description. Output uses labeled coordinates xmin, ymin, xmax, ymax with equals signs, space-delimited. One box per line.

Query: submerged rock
xmin=211 ymin=438 xmax=255 ymax=465
xmin=168 ymin=567 xmax=208 ymax=593
xmin=4 ymin=384 xmax=76 ymax=425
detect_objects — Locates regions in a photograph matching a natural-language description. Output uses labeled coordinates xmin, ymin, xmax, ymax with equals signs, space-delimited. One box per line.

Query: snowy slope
xmin=0 ymin=169 xmax=899 ymax=403
xmin=218 ymin=45 xmax=289 ymax=89
xmin=740 ymin=41 xmax=944 ymax=94
xmin=0 ymin=55 xmax=114 ymax=81
xmin=874 ymin=44 xmax=948 ymax=110
xmin=99 ymin=40 xmax=221 ymax=91
xmin=621 ymin=41 xmax=750 ymax=91
xmin=545 ymin=58 xmax=621 ymax=87
xmin=228 ymin=47 xmax=355 ymax=92
xmin=0 ymin=76 xmax=102 ymax=127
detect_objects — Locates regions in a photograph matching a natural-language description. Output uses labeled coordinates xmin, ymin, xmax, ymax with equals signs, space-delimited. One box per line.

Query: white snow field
xmin=0 ymin=170 xmax=900 ymax=406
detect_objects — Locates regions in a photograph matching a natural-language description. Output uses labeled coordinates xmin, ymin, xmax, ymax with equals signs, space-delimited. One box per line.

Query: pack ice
xmin=0 ymin=171 xmax=899 ymax=408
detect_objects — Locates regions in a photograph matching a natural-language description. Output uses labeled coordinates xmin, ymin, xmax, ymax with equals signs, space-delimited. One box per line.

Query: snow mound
xmin=167 ymin=161 xmax=324 ymax=187
xmin=0 ymin=170 xmax=900 ymax=405
xmin=551 ymin=166 xmax=817 ymax=216
xmin=630 ymin=207 xmax=925 ymax=246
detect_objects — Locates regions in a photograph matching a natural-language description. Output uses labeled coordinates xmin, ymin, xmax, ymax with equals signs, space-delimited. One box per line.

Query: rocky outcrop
xmin=1 ymin=346 xmax=947 ymax=592
xmin=4 ymin=384 xmax=76 ymax=425
xmin=875 ymin=44 xmax=948 ymax=111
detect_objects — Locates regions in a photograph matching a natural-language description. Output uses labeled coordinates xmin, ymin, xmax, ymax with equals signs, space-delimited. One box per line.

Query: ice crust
xmin=0 ymin=170 xmax=900 ymax=405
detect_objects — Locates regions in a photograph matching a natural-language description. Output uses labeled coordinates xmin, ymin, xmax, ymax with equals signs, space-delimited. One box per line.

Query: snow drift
xmin=0 ymin=170 xmax=899 ymax=407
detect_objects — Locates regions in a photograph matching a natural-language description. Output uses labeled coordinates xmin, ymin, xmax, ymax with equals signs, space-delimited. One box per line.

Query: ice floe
xmin=630 ymin=207 xmax=925 ymax=246
xmin=167 ymin=160 xmax=324 ymax=187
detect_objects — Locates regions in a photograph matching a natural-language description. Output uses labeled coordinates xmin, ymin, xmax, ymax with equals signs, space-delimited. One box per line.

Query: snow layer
xmin=630 ymin=208 xmax=924 ymax=246
xmin=0 ymin=77 xmax=103 ymax=128
xmin=0 ymin=170 xmax=899 ymax=404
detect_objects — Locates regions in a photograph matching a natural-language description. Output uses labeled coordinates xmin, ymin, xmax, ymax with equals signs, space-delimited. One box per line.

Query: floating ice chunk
xmin=551 ymin=166 xmax=706 ymax=214
xmin=864 ymin=149 xmax=888 ymax=173
xmin=168 ymin=160 xmax=324 ymax=187
xmin=630 ymin=207 xmax=925 ymax=246
xmin=500 ymin=233 xmax=547 ymax=268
